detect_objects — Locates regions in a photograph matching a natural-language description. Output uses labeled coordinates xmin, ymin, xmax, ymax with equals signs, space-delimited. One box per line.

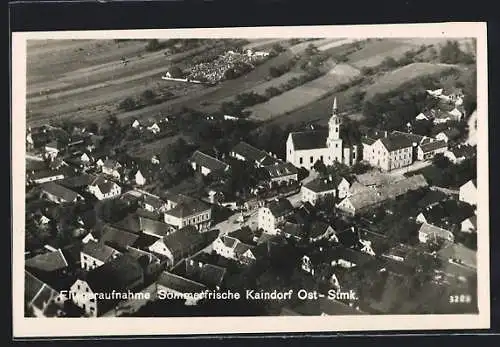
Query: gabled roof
xmin=439 ymin=127 xmax=461 ymax=139
xmin=266 ymin=198 xmax=294 ymax=218
xmin=419 ymin=140 xmax=447 ymax=153
xmin=418 ymin=223 xmax=454 ymax=241
xmin=355 ymin=171 xmax=402 ymax=187
xmin=282 ymin=222 xmax=305 ymax=238
xmin=25 ymin=271 xmax=60 ymax=317
xmin=102 ymin=159 xmax=122 ymax=170
xmin=25 ymin=249 xmax=68 ymax=273
xmin=89 ymin=176 xmax=119 ymax=194
xmin=463 ymin=215 xmax=477 ymax=229
xmin=41 ymin=182 xmax=81 ymax=202
xmin=231 ymin=141 xmax=269 ymax=163
xmin=156 ymin=271 xmax=206 ymax=293
xmin=449 ymin=145 xmax=476 ymax=159
xmin=220 ymin=235 xmax=238 ymax=248
xmin=164 ymin=195 xmax=211 ymax=219
xmin=100 ymin=225 xmax=140 ymax=250
xmin=289 ymin=131 xmax=328 ymax=150
xmin=309 ymin=221 xmax=334 ymax=239
xmin=391 ymin=131 xmax=428 ymax=145
xmin=378 ymin=133 xmax=413 ymax=152
xmin=304 ymin=175 xmax=347 ymax=193
xmin=162 ymin=225 xmax=206 ymax=259
xmin=341 ymin=175 xmax=428 ymax=211
xmin=81 ymin=241 xmax=119 ymax=263
xmin=139 ymin=216 xmax=172 ymax=238
xmin=190 ymin=150 xmax=229 ymax=172
xmin=234 ymin=242 xmax=255 ymax=258
xmin=112 ymin=214 xmax=143 ymax=233
xmin=59 ymin=174 xmax=97 ymax=189
xmin=260 ymin=161 xmax=298 ymax=179
xmin=143 ymin=194 xmax=166 ymax=209
xmin=199 ymin=264 xmax=227 ymax=288
xmin=85 ymin=254 xmax=143 ymax=293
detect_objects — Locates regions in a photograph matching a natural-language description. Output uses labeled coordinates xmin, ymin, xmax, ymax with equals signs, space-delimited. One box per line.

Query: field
xmin=346 ymin=39 xmax=419 ymax=68
xmin=126 ymin=134 xmax=190 ymax=159
xmin=247 ymin=63 xmax=361 ymax=122
xmin=364 ymin=62 xmax=458 ymax=99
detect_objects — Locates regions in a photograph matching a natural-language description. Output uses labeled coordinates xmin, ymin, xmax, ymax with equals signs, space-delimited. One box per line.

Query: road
xmin=387 ymin=159 xmax=432 ymax=177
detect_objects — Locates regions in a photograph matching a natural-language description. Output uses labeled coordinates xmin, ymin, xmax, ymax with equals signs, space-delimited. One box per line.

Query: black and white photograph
xmin=12 ymin=23 xmax=489 ymax=336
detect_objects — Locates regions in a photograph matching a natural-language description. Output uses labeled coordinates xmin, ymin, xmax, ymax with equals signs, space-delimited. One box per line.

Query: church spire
xmin=332 ymin=96 xmax=338 ymax=113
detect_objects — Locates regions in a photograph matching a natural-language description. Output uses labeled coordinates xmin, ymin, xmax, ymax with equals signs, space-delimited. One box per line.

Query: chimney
xmin=384 ymin=131 xmax=388 ymax=138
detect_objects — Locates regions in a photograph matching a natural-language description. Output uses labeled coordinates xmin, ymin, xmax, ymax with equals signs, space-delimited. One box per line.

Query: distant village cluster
xmin=25 ymin=85 xmax=477 ymax=317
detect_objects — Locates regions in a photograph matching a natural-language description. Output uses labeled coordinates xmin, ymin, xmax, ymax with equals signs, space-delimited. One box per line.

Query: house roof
xmin=156 ymin=271 xmax=206 ymax=293
xmin=199 ymin=264 xmax=227 ymax=288
xmin=231 ymin=141 xmax=269 ymax=163
xmin=139 ymin=216 xmax=172 ymax=238
xmin=282 ymin=222 xmax=305 ymax=238
xmin=355 ymin=171 xmax=402 ymax=187
xmin=379 ymin=133 xmax=413 ymax=152
xmin=25 ymin=249 xmax=68 ymax=273
xmin=227 ymin=226 xmax=258 ymax=245
xmin=341 ymin=174 xmax=428 ymax=211
xmin=25 ymin=271 xmax=60 ymax=317
xmin=59 ymin=174 xmax=97 ymax=189
xmin=437 ymin=243 xmax=476 ymax=268
xmin=418 ymin=223 xmax=454 ymax=241
xmin=463 ymin=215 xmax=477 ymax=229
xmin=266 ymin=198 xmax=294 ymax=218
xmin=289 ymin=131 xmax=328 ymax=150
xmin=304 ymin=175 xmax=346 ymax=193
xmin=102 ymin=159 xmax=122 ymax=170
xmin=440 ymin=128 xmax=461 ymax=139
xmin=260 ymin=161 xmax=298 ymax=179
xmin=29 ymin=169 xmax=65 ymax=181
xmin=420 ymin=140 xmax=448 ymax=153
xmin=100 ymin=225 xmax=140 ymax=250
xmin=112 ymin=214 xmax=143 ymax=234
xmin=416 ymin=190 xmax=448 ymax=209
xmin=391 ymin=131 xmax=428 ymax=145
xmin=234 ymin=242 xmax=255 ymax=258
xmin=165 ymin=195 xmax=211 ymax=219
xmin=450 ymin=145 xmax=476 ymax=159
xmin=143 ymin=194 xmax=166 ymax=209
xmin=85 ymin=254 xmax=143 ymax=293
xmin=309 ymin=221 xmax=334 ymax=239
xmin=81 ymin=241 xmax=119 ymax=263
xmin=41 ymin=182 xmax=81 ymax=202
xmin=162 ymin=225 xmax=206 ymax=259
xmin=90 ymin=176 xmax=119 ymax=195
xmin=125 ymin=246 xmax=160 ymax=266
xmin=221 ymin=235 xmax=238 ymax=248
xmin=190 ymin=150 xmax=229 ymax=172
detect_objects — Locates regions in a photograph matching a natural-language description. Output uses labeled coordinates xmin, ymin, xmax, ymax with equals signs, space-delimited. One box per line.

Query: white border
xmin=12 ymin=22 xmax=489 ymax=337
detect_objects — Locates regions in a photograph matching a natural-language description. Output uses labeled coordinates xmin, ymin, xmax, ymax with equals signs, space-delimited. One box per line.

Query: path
xmin=387 ymin=160 xmax=432 ymax=177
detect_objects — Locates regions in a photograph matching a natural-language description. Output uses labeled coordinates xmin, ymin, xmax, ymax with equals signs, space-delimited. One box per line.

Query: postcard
xmin=12 ymin=22 xmax=489 ymax=337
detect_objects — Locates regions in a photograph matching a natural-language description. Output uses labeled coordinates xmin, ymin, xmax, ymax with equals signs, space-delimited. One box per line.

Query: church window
xmin=310 ymin=156 xmax=314 ymax=164
xmin=335 ymin=144 xmax=339 ymax=148
xmin=353 ymin=152 xmax=356 ymax=159
xmin=299 ymin=157 xmax=303 ymax=164
xmin=335 ymin=127 xmax=338 ymax=133
xmin=320 ymin=156 xmax=323 ymax=162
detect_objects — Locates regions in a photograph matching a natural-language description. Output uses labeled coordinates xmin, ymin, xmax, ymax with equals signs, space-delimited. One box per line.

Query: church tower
xmin=326 ymin=97 xmax=343 ymax=163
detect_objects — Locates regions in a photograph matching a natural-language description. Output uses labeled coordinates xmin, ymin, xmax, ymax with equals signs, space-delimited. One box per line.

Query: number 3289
xmin=449 ymin=294 xmax=472 ymax=303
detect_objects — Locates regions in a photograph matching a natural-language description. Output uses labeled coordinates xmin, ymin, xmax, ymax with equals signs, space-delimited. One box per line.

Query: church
xmin=286 ymin=97 xmax=360 ymax=171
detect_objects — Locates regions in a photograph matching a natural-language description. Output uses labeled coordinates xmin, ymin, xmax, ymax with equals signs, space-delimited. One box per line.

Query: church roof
xmin=289 ymin=131 xmax=328 ymax=150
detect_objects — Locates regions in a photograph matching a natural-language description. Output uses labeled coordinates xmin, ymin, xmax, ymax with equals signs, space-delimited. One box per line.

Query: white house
xmin=132 ymin=119 xmax=140 ymax=128
xmin=80 ymin=241 xmax=121 ymax=271
xmin=361 ymin=132 xmax=413 ymax=172
xmin=417 ymin=140 xmax=448 ymax=161
xmin=258 ymin=198 xmax=294 ymax=234
xmin=426 ymin=88 xmax=443 ymax=97
xmin=80 ymin=152 xmax=91 ymax=164
xmin=418 ymin=223 xmax=454 ymax=244
xmin=87 ymin=176 xmax=122 ymax=200
xmin=135 ymin=170 xmax=146 ymax=186
xmin=96 ymin=158 xmax=104 ymax=167
xmin=301 ymin=175 xmax=350 ymax=206
xmin=212 ymin=236 xmax=239 ymax=259
xmin=163 ymin=195 xmax=212 ymax=231
xmin=190 ymin=150 xmax=230 ymax=177
xmin=101 ymin=159 xmax=122 ymax=180
xmin=147 ymin=123 xmax=161 ymax=134
xmin=436 ymin=128 xmax=460 ymax=143
xmin=459 ymin=179 xmax=477 ymax=206
xmin=461 ymin=215 xmax=477 ymax=233
xmin=151 ymin=155 xmax=160 ymax=165
xmin=286 ymin=97 xmax=359 ymax=170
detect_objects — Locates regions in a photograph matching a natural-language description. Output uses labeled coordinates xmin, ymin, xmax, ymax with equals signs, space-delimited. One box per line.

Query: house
xmin=25 ymin=271 xmax=65 ymax=317
xmin=99 ymin=225 xmax=141 ymax=250
xmin=301 ymin=175 xmax=350 ymax=205
xmin=417 ymin=140 xmax=448 ymax=161
xmin=80 ymin=152 xmax=91 ymax=164
xmin=80 ymin=240 xmax=121 ymax=271
xmin=461 ymin=215 xmax=477 ymax=233
xmin=436 ymin=128 xmax=461 ymax=143
xmin=459 ymin=179 xmax=477 ymax=206
xmin=69 ymin=254 xmax=144 ymax=317
xmin=148 ymin=225 xmax=207 ymax=266
xmin=101 ymin=159 xmax=122 ymax=180
xmin=417 ymin=223 xmax=455 ymax=244
xmin=87 ymin=176 xmax=122 ymax=200
xmin=135 ymin=170 xmax=146 ymax=186
xmin=437 ymin=243 xmax=476 ymax=269
xmin=142 ymin=194 xmax=167 ymax=213
xmin=151 ymin=155 xmax=160 ymax=165
xmin=361 ymin=132 xmax=413 ymax=171
xmin=337 ymin=174 xmax=428 ymax=216
xmin=96 ymin=158 xmax=104 ymax=167
xmin=40 ymin=182 xmax=84 ymax=204
xmin=308 ymin=221 xmax=337 ymax=243
xmin=138 ymin=216 xmax=173 ymax=239
xmin=131 ymin=119 xmax=140 ymax=128
xmin=281 ymin=222 xmax=306 ymax=241
xmin=147 ymin=123 xmax=161 ymax=134
xmin=230 ymin=141 xmax=276 ymax=167
xmin=163 ymin=194 xmax=212 ymax=231
xmin=190 ymin=150 xmax=230 ymax=177
xmin=155 ymin=271 xmax=206 ymax=306
xmin=25 ymin=248 xmax=70 ymax=288
xmin=259 ymin=161 xmax=298 ymax=187
xmin=426 ymin=88 xmax=443 ymax=97
xmin=29 ymin=169 xmax=65 ymax=185
xmin=353 ymin=170 xmax=402 ymax=190
xmin=212 ymin=235 xmax=256 ymax=264
xmin=258 ymin=198 xmax=294 ymax=233
xmin=125 ymin=246 xmax=162 ymax=278
xmin=44 ymin=141 xmax=62 ymax=159
xmin=443 ymin=145 xmax=475 ymax=164
xmin=415 ymin=109 xmax=434 ymax=121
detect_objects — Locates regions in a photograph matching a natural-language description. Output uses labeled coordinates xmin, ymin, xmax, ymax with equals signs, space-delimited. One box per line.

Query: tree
xmin=264 ymin=87 xmax=282 ymax=99
xmin=381 ymin=56 xmax=399 ymax=69
xmin=141 ymin=89 xmax=156 ymax=104
xmin=432 ymin=153 xmax=452 ymax=170
xmin=145 ymin=39 xmax=164 ymax=52
xmin=168 ymin=66 xmax=184 ymax=78
xmin=118 ymin=97 xmax=137 ymax=111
